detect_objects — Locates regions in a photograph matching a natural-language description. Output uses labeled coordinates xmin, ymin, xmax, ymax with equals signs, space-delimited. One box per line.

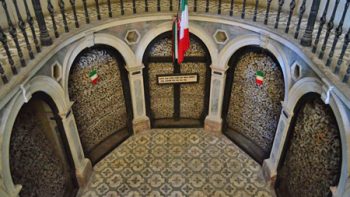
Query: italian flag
xmin=178 ymin=0 xmax=190 ymax=64
xmin=172 ymin=16 xmax=179 ymax=64
xmin=89 ymin=69 xmax=98 ymax=85
xmin=256 ymin=71 xmax=264 ymax=86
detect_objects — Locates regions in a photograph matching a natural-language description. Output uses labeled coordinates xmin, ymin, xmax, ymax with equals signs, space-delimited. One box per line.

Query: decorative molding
xmin=213 ymin=29 xmax=229 ymax=45
xmin=124 ymin=29 xmax=141 ymax=45
xmin=324 ymin=86 xmax=334 ymax=105
xmin=1 ymin=14 xmax=349 ymax=111
xmin=259 ymin=33 xmax=270 ymax=49
xmin=291 ymin=61 xmax=303 ymax=81
xmin=210 ymin=64 xmax=229 ymax=73
xmin=0 ymin=76 xmax=88 ymax=195
xmin=19 ymin=84 xmax=31 ymax=103
xmin=62 ymin=33 xmax=137 ymax=104
xmin=266 ymin=77 xmax=350 ymax=196
xmin=135 ymin=21 xmax=219 ymax=67
xmin=83 ymin=32 xmax=95 ymax=48
xmin=51 ymin=61 xmax=63 ymax=82
xmin=126 ymin=64 xmax=145 ymax=73
xmin=218 ymin=34 xmax=291 ymax=102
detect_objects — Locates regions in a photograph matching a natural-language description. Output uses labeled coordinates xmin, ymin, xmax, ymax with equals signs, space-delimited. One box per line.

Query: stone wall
xmin=68 ymin=48 xmax=128 ymax=153
xmin=149 ymin=63 xmax=175 ymax=119
xmin=10 ymin=100 xmax=75 ymax=197
xmin=148 ymin=36 xmax=206 ymax=57
xmin=180 ymin=62 xmax=207 ymax=119
xmin=226 ymin=52 xmax=284 ymax=154
xmin=277 ymin=97 xmax=341 ymax=197
xmin=146 ymin=35 xmax=209 ymax=121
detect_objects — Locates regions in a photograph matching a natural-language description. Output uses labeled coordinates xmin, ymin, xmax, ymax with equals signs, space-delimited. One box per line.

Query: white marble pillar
xmin=59 ymin=104 xmax=92 ymax=187
xmin=127 ymin=64 xmax=150 ymax=134
xmin=0 ymin=186 xmax=10 ymax=197
xmin=204 ymin=65 xmax=228 ymax=134
xmin=0 ymin=177 xmax=20 ymax=197
xmin=262 ymin=101 xmax=293 ymax=185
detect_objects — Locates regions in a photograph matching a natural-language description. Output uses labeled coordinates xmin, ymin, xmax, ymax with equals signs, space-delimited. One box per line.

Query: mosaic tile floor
xmin=78 ymin=128 xmax=274 ymax=197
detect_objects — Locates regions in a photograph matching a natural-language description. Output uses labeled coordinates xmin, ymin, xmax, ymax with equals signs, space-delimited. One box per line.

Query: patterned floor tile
xmin=78 ymin=128 xmax=274 ymax=196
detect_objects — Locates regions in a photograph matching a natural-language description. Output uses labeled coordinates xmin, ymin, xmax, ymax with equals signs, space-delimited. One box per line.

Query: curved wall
xmin=9 ymin=93 xmax=77 ymax=196
xmin=68 ymin=46 xmax=132 ymax=163
xmin=223 ymin=46 xmax=285 ymax=163
xmin=143 ymin=32 xmax=211 ymax=127
xmin=276 ymin=93 xmax=342 ymax=197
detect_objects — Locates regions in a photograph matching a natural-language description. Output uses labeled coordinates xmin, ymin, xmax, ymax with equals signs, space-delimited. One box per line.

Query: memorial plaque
xmin=157 ymin=73 xmax=199 ymax=85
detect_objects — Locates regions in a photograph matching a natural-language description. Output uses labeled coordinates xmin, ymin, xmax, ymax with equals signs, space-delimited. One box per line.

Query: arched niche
xmin=68 ymin=45 xmax=133 ymax=164
xmin=0 ymin=76 xmax=88 ymax=196
xmin=218 ymin=34 xmax=291 ymax=99
xmin=275 ymin=93 xmax=342 ymax=197
xmin=135 ymin=21 xmax=218 ymax=67
xmin=222 ymin=45 xmax=285 ymax=164
xmin=9 ymin=92 xmax=78 ymax=196
xmin=142 ymin=31 xmax=212 ymax=128
xmin=62 ymin=33 xmax=137 ymax=103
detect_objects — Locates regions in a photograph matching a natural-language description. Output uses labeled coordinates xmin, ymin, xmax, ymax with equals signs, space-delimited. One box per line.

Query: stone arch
xmin=276 ymin=77 xmax=350 ymax=196
xmin=62 ymin=33 xmax=136 ymax=102
xmin=0 ymin=76 xmax=78 ymax=196
xmin=135 ymin=21 xmax=219 ymax=67
xmin=218 ymin=34 xmax=291 ymax=101
xmin=141 ymin=30 xmax=212 ymax=127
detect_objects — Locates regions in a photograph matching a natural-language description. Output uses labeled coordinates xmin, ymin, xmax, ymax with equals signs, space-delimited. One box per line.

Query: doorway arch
xmin=143 ymin=32 xmax=212 ymax=128
xmin=275 ymin=93 xmax=342 ymax=197
xmin=9 ymin=92 xmax=78 ymax=196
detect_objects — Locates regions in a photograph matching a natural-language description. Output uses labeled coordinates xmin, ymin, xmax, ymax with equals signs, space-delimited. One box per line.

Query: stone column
xmin=344 ymin=183 xmax=350 ymax=197
xmin=0 ymin=176 xmax=20 ymax=197
xmin=262 ymin=102 xmax=293 ymax=186
xmin=204 ymin=65 xmax=227 ymax=134
xmin=127 ymin=65 xmax=150 ymax=134
xmin=0 ymin=187 xmax=10 ymax=197
xmin=59 ymin=104 xmax=92 ymax=187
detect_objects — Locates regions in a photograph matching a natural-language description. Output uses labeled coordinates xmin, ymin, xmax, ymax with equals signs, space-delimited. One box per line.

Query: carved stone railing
xmin=0 ymin=0 xmax=349 ymax=88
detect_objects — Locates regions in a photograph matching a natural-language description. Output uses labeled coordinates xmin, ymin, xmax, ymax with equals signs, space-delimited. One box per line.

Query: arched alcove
xmin=9 ymin=92 xmax=78 ymax=196
xmin=276 ymin=93 xmax=342 ymax=197
xmin=68 ymin=45 xmax=133 ymax=164
xmin=142 ymin=32 xmax=212 ymax=128
xmin=222 ymin=45 xmax=285 ymax=163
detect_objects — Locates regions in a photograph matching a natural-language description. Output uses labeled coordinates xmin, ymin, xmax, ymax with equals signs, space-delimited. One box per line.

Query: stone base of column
xmin=133 ymin=117 xmax=151 ymax=134
xmin=262 ymin=159 xmax=277 ymax=187
xmin=0 ymin=190 xmax=10 ymax=197
xmin=75 ymin=158 xmax=92 ymax=187
xmin=204 ymin=117 xmax=222 ymax=134
xmin=0 ymin=184 xmax=21 ymax=197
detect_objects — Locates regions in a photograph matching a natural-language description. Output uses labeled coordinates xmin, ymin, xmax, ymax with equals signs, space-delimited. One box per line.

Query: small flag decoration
xmin=256 ymin=71 xmax=264 ymax=86
xmin=172 ymin=0 xmax=190 ymax=65
xmin=89 ymin=69 xmax=99 ymax=85
xmin=178 ymin=0 xmax=190 ymax=64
